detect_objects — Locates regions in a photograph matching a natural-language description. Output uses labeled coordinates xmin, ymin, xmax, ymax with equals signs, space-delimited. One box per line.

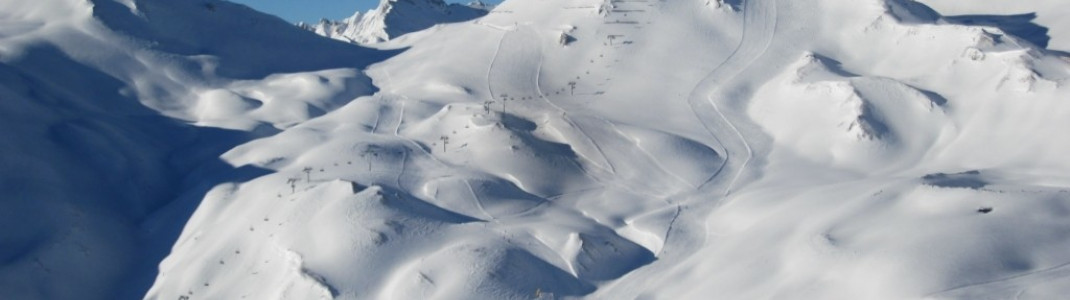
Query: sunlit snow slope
xmin=3 ymin=0 xmax=1070 ymax=299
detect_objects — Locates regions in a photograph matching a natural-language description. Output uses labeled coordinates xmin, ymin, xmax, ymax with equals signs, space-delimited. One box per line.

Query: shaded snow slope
xmin=299 ymin=0 xmax=488 ymax=44
xmin=919 ymin=0 xmax=1070 ymax=52
xmin=0 ymin=0 xmax=391 ymax=299
xmin=4 ymin=0 xmax=1070 ymax=299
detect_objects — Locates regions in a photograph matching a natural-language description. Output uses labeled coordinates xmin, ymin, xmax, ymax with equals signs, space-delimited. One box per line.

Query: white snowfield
xmin=1 ymin=0 xmax=1070 ymax=299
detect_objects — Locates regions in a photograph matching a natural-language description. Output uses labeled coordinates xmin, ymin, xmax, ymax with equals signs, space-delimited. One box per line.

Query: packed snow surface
xmin=2 ymin=0 xmax=1070 ymax=299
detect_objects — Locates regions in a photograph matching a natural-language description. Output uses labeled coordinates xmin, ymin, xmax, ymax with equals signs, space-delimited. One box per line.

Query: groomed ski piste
xmin=3 ymin=0 xmax=1070 ymax=299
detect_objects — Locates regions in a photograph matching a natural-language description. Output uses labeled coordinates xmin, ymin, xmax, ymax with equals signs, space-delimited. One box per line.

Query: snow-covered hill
xmin=0 ymin=0 xmax=390 ymax=299
xmin=299 ymin=0 xmax=488 ymax=44
xmin=3 ymin=0 xmax=1070 ymax=299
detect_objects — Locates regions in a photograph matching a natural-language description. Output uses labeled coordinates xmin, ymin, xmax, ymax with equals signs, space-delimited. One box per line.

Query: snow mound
xmin=382 ymin=244 xmax=595 ymax=299
xmin=404 ymin=103 xmax=595 ymax=197
xmin=750 ymin=52 xmax=948 ymax=171
xmin=145 ymin=181 xmax=478 ymax=299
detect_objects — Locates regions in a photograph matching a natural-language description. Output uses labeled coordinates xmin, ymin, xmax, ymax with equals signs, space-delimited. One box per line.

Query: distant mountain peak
xmin=300 ymin=0 xmax=489 ymax=44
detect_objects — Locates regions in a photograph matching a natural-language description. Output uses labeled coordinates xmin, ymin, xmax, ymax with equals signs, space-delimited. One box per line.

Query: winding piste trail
xmin=486 ymin=24 xmax=621 ymax=178
xmin=687 ymin=0 xmax=776 ymax=196
xmin=476 ymin=0 xmax=778 ymax=296
xmin=594 ymin=0 xmax=779 ymax=297
xmin=498 ymin=23 xmax=686 ymax=198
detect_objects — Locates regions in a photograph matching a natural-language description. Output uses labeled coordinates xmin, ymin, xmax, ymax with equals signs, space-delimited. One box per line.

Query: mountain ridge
xmin=298 ymin=0 xmax=489 ymax=44
xmin=1 ymin=0 xmax=1070 ymax=299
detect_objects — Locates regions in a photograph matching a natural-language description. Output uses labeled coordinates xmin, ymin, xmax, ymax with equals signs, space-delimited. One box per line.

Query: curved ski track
xmin=594 ymin=0 xmax=778 ymax=297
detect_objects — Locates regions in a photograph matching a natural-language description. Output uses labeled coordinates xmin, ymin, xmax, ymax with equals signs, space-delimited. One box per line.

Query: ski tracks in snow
xmin=687 ymin=0 xmax=777 ymax=197
xmin=594 ymin=0 xmax=779 ymax=297
xmin=495 ymin=23 xmax=691 ymax=198
xmin=463 ymin=1 xmax=779 ymax=296
xmin=370 ymin=67 xmax=495 ymax=222
xmin=925 ymin=260 xmax=1070 ymax=299
xmin=487 ymin=25 xmax=623 ymax=181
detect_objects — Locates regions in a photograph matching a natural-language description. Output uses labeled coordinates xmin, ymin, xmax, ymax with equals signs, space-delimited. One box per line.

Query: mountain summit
xmin=299 ymin=0 xmax=488 ymax=44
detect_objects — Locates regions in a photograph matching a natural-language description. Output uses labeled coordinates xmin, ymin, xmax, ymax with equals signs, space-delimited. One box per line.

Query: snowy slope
xmin=0 ymin=0 xmax=389 ymax=299
xmin=300 ymin=0 xmax=488 ymax=44
xmin=918 ymin=0 xmax=1070 ymax=52
xmin=148 ymin=0 xmax=1070 ymax=299
xmin=4 ymin=0 xmax=1070 ymax=299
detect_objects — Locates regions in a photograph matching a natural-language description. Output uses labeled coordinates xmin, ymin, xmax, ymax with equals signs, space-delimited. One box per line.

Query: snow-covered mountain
xmin=299 ymin=0 xmax=489 ymax=44
xmin=3 ymin=0 xmax=1070 ymax=299
xmin=0 ymin=0 xmax=391 ymax=299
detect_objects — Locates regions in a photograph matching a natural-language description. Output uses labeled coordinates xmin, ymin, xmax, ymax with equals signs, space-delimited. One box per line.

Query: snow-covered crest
xmin=299 ymin=0 xmax=489 ymax=44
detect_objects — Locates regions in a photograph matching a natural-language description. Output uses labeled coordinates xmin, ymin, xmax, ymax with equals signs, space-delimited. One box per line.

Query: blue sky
xmin=229 ymin=0 xmax=502 ymax=23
